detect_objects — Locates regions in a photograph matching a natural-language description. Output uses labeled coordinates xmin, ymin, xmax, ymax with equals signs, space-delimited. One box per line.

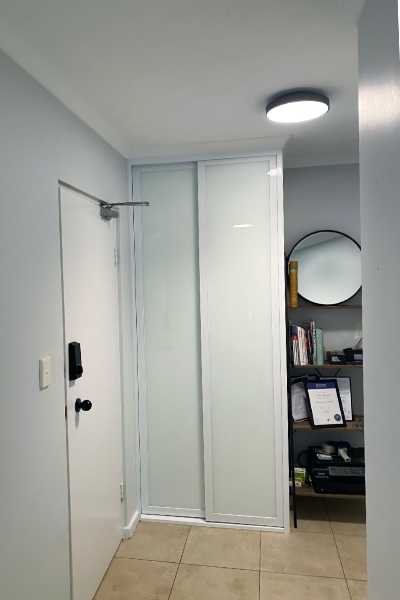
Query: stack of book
xmin=290 ymin=321 xmax=324 ymax=366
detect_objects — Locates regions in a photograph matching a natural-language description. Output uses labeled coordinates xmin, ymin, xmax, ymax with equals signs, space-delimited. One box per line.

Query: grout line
xmin=115 ymin=556 xmax=181 ymax=565
xmin=180 ymin=525 xmax=191 ymax=563
xmin=345 ymin=579 xmax=353 ymax=600
xmin=289 ymin=530 xmax=335 ymax=536
xmin=118 ymin=555 xmax=349 ymax=579
xmin=167 ymin=525 xmax=192 ymax=600
xmin=167 ymin=565 xmax=179 ymax=600
xmin=260 ymin=567 xmax=346 ymax=580
xmin=327 ymin=499 xmax=351 ymax=588
xmin=333 ymin=532 xmax=367 ymax=538
xmin=180 ymin=562 xmax=260 ymax=573
xmin=323 ymin=498 xmax=334 ymax=534
xmin=332 ymin=526 xmax=348 ymax=584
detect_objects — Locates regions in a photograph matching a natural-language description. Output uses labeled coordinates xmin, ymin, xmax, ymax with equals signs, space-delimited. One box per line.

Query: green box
xmin=294 ymin=467 xmax=306 ymax=487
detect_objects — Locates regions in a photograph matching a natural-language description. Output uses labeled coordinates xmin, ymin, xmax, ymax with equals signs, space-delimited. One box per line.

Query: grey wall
xmin=283 ymin=164 xmax=363 ymax=454
xmin=0 ymin=49 xmax=135 ymax=599
xmin=283 ymin=164 xmax=361 ymax=253
xmin=359 ymin=0 xmax=400 ymax=597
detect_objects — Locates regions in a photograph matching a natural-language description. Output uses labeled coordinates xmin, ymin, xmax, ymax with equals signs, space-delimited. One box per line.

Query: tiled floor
xmin=94 ymin=497 xmax=367 ymax=600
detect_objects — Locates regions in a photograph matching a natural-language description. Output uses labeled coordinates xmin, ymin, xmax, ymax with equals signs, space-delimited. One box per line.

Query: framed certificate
xmin=306 ymin=379 xmax=346 ymax=428
xmin=320 ymin=376 xmax=353 ymax=421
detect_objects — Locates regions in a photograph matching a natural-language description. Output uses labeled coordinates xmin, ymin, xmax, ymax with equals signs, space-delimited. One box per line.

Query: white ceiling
xmin=0 ymin=0 xmax=366 ymax=166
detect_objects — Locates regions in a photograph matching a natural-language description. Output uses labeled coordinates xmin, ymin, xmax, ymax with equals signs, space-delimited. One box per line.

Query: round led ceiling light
xmin=266 ymin=92 xmax=330 ymax=123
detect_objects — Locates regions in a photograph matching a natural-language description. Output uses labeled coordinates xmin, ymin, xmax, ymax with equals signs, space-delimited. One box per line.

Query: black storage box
xmin=326 ymin=351 xmax=347 ymax=365
xmin=343 ymin=347 xmax=363 ymax=364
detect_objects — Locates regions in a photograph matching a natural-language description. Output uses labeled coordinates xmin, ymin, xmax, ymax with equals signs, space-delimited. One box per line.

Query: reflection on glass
xmin=289 ymin=231 xmax=361 ymax=305
xmin=203 ymin=159 xmax=277 ymax=520
xmin=140 ymin=166 xmax=205 ymax=512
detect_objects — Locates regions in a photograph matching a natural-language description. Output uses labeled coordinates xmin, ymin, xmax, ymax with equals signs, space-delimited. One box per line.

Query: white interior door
xmin=60 ymin=186 xmax=123 ymax=600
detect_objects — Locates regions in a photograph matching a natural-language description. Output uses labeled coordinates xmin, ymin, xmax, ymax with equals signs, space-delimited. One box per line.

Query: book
xmin=289 ymin=261 xmax=298 ymax=307
xmin=311 ymin=321 xmax=317 ymax=365
xmin=316 ymin=328 xmax=324 ymax=365
xmin=290 ymin=324 xmax=299 ymax=366
xmin=297 ymin=325 xmax=308 ymax=365
xmin=302 ymin=322 xmax=314 ymax=364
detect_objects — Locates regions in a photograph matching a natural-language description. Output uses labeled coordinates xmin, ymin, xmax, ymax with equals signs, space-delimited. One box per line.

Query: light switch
xmin=39 ymin=357 xmax=51 ymax=389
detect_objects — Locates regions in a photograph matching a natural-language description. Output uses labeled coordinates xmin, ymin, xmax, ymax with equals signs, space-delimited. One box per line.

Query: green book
xmin=316 ymin=328 xmax=324 ymax=365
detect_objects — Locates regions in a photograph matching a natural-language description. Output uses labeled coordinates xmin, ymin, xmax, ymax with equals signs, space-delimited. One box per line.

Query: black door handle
xmin=75 ymin=398 xmax=93 ymax=413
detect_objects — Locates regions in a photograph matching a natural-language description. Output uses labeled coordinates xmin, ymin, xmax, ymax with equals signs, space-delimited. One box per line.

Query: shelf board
xmin=288 ymin=304 xmax=362 ymax=310
xmin=293 ymin=415 xmax=364 ymax=431
xmin=290 ymin=362 xmax=362 ymax=369
xmin=294 ymin=486 xmax=365 ymax=500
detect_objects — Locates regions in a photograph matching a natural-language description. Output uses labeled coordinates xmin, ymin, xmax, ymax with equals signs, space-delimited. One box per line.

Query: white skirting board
xmin=140 ymin=513 xmax=289 ymax=533
xmin=123 ymin=510 xmax=140 ymax=539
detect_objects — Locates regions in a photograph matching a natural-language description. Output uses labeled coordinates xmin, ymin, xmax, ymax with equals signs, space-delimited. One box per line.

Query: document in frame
xmin=320 ymin=376 xmax=352 ymax=421
xmin=290 ymin=377 xmax=309 ymax=423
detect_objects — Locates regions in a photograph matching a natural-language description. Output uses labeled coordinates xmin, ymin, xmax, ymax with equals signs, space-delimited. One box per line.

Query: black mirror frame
xmin=287 ymin=229 xmax=362 ymax=306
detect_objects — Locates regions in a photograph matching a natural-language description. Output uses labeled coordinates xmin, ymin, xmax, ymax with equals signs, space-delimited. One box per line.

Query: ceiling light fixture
xmin=266 ymin=92 xmax=330 ymax=123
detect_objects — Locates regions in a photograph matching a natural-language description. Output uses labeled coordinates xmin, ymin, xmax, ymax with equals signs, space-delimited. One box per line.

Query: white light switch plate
xmin=39 ymin=357 xmax=51 ymax=389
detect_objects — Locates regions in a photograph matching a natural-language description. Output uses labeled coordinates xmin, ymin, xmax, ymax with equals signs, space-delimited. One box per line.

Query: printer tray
xmin=311 ymin=478 xmax=365 ymax=495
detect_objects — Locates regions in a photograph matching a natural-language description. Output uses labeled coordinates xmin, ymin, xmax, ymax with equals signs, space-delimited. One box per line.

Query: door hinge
xmin=114 ymin=248 xmax=118 ymax=267
xmin=65 ymin=406 xmax=67 ymax=419
xmin=120 ymin=483 xmax=124 ymax=503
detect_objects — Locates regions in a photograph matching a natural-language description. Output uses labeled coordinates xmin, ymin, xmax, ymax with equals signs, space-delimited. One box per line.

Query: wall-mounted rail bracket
xmin=100 ymin=201 xmax=149 ymax=220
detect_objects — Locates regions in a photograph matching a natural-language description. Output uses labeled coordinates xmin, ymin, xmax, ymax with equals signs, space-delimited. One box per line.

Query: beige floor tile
xmin=291 ymin=496 xmax=332 ymax=533
xmin=169 ymin=564 xmax=259 ymax=600
xmin=347 ymin=579 xmax=368 ymax=600
xmin=260 ymin=571 xmax=351 ymax=600
xmin=325 ymin=499 xmax=366 ymax=536
xmin=260 ymin=531 xmax=344 ymax=578
xmin=335 ymin=535 xmax=367 ymax=581
xmin=94 ymin=557 xmax=178 ymax=600
xmin=181 ymin=526 xmax=260 ymax=570
xmin=116 ymin=522 xmax=189 ymax=563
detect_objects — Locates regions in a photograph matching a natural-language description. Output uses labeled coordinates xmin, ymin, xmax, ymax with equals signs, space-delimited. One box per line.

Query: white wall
xmin=359 ymin=1 xmax=400 ymax=597
xmin=0 ymin=49 xmax=136 ymax=599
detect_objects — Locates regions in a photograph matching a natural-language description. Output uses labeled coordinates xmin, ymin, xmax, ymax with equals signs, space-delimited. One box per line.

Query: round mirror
xmin=288 ymin=230 xmax=361 ymax=305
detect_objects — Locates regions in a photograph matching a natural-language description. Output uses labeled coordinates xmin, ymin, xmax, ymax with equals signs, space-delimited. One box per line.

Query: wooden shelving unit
xmin=287 ymin=302 xmax=365 ymax=527
xmin=288 ymin=304 xmax=362 ymax=310
xmin=293 ymin=415 xmax=364 ymax=431
xmin=291 ymin=362 xmax=362 ymax=370
xmin=294 ymin=486 xmax=365 ymax=500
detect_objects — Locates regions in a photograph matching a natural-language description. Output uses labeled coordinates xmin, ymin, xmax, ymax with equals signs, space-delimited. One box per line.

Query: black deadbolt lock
xmin=69 ymin=341 xmax=83 ymax=381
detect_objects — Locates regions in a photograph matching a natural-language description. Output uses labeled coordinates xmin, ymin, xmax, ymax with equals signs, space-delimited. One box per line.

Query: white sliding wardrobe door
xmin=135 ymin=165 xmax=205 ymax=517
xmin=199 ymin=157 xmax=285 ymax=527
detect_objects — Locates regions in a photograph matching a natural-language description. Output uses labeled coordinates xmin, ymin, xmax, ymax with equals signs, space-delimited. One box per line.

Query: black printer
xmin=307 ymin=445 xmax=365 ymax=495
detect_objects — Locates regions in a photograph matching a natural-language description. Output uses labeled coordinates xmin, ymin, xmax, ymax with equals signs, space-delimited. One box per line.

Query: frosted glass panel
xmin=140 ymin=167 xmax=204 ymax=512
xmin=203 ymin=159 xmax=277 ymax=520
